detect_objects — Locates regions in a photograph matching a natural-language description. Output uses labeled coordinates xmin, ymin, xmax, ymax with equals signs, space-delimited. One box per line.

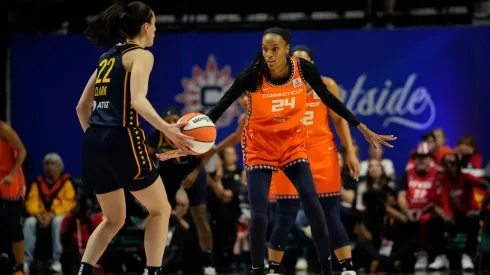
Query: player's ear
xmin=285 ymin=44 xmax=290 ymax=55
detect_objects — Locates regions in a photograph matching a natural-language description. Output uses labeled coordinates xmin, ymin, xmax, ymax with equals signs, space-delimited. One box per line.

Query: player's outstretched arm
xmin=299 ymin=58 xmax=396 ymax=149
xmin=129 ymin=50 xmax=193 ymax=152
xmin=206 ymin=69 xmax=254 ymax=123
xmin=76 ymin=70 xmax=97 ymax=132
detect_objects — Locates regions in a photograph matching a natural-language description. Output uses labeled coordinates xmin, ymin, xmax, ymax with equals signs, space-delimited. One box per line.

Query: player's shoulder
xmin=235 ymin=65 xmax=258 ymax=91
xmin=321 ymin=76 xmax=337 ymax=86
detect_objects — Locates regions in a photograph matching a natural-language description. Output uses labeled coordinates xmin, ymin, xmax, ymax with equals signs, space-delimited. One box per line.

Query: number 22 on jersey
xmin=94 ymin=57 xmax=115 ymax=97
xmin=95 ymin=58 xmax=115 ymax=84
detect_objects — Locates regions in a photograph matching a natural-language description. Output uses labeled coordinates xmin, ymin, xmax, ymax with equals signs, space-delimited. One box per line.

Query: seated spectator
xmin=60 ymin=194 xmax=103 ymax=275
xmin=23 ymin=153 xmax=77 ymax=273
xmin=429 ymin=153 xmax=487 ymax=271
xmin=353 ymin=180 xmax=407 ymax=273
xmin=356 ymin=159 xmax=396 ymax=212
xmin=397 ymin=143 xmax=439 ymax=270
xmin=359 ymin=143 xmax=396 ymax=179
xmin=433 ymin=128 xmax=453 ymax=164
xmin=455 ymin=136 xmax=483 ymax=169
xmin=232 ymin=168 xmax=250 ymax=272
xmin=406 ymin=133 xmax=437 ymax=171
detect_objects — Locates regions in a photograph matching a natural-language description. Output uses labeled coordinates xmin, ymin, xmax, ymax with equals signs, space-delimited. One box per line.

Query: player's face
xmin=262 ymin=34 xmax=290 ymax=70
xmin=143 ymin=12 xmax=156 ymax=47
xmin=292 ymin=50 xmax=312 ymax=63
xmin=163 ymin=114 xmax=179 ymax=124
xmin=238 ymin=93 xmax=249 ymax=110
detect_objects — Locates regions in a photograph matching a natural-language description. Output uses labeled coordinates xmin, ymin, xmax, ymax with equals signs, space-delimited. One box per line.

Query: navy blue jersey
xmin=88 ymin=42 xmax=143 ymax=127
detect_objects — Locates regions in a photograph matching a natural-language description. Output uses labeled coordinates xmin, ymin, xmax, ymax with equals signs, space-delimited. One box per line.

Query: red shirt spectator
xmin=60 ymin=212 xmax=103 ymax=252
xmin=437 ymin=172 xmax=484 ymax=216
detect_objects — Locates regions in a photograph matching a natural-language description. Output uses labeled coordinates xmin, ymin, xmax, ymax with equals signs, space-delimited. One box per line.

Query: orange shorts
xmin=0 ymin=170 xmax=26 ymax=200
xmin=270 ymin=141 xmax=341 ymax=199
xmin=242 ymin=124 xmax=308 ymax=171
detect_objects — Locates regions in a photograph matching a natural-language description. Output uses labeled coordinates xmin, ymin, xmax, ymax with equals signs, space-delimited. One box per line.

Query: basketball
xmin=178 ymin=113 xmax=216 ymax=154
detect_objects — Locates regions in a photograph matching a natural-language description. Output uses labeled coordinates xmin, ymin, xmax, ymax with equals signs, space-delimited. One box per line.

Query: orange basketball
xmin=178 ymin=113 xmax=216 ymax=154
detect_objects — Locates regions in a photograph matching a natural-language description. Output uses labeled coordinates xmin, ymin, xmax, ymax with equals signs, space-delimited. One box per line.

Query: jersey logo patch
xmin=293 ymin=77 xmax=302 ymax=88
xmin=176 ymin=55 xmax=240 ymax=128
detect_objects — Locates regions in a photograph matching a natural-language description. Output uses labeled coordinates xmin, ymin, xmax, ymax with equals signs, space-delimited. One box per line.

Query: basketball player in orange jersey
xmin=161 ymin=27 xmax=396 ymax=275
xmin=75 ymin=2 xmax=193 ymax=275
xmin=267 ymin=45 xmax=359 ymax=275
xmin=0 ymin=121 xmax=27 ymax=275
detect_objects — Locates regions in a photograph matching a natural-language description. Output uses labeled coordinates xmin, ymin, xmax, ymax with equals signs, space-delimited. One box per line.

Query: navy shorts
xmin=82 ymin=126 xmax=159 ymax=194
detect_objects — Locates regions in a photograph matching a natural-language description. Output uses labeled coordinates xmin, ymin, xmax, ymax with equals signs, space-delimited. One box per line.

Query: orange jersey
xmin=302 ymin=88 xmax=334 ymax=147
xmin=0 ymin=138 xmax=26 ymax=200
xmin=242 ymin=57 xmax=309 ymax=171
xmin=270 ymin=85 xmax=341 ymax=198
xmin=247 ymin=57 xmax=307 ymax=131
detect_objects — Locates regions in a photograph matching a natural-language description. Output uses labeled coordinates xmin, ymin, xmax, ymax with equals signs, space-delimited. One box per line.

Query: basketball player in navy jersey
xmin=75 ymin=2 xmax=193 ymax=275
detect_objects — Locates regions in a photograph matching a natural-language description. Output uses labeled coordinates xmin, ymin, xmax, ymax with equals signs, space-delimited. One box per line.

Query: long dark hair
xmin=85 ymin=1 xmax=153 ymax=48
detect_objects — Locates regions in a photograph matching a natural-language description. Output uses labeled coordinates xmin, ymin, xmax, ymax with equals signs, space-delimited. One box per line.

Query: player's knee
xmin=147 ymin=199 xmax=171 ymax=218
xmin=104 ymin=212 xmax=126 ymax=230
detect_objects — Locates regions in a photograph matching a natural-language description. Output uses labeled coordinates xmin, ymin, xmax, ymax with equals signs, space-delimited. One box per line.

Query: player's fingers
xmin=178 ymin=132 xmax=195 ymax=141
xmin=367 ymin=137 xmax=378 ymax=150
xmin=377 ymin=138 xmax=394 ymax=148
xmin=378 ymin=135 xmax=397 ymax=140
xmin=171 ymin=122 xmax=188 ymax=129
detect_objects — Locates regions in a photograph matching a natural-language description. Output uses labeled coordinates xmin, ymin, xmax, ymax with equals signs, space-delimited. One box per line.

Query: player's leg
xmin=282 ymin=161 xmax=333 ymax=275
xmin=187 ymin=170 xmax=215 ymax=274
xmin=247 ymin=168 xmax=274 ymax=274
xmin=321 ymin=196 xmax=355 ymax=274
xmin=2 ymin=199 xmax=25 ymax=274
xmin=79 ymin=188 xmax=126 ymax=272
xmin=130 ymin=176 xmax=171 ymax=272
xmin=267 ymin=198 xmax=301 ymax=274
xmin=78 ymin=127 xmax=127 ymax=275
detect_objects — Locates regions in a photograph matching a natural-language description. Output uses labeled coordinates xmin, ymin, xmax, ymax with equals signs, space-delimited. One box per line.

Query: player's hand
xmin=344 ymin=149 xmax=360 ymax=181
xmin=357 ymin=123 xmax=396 ymax=149
xmin=0 ymin=174 xmax=14 ymax=185
xmin=161 ymin=122 xmax=194 ymax=153
xmin=156 ymin=150 xmax=189 ymax=161
xmin=181 ymin=169 xmax=199 ymax=189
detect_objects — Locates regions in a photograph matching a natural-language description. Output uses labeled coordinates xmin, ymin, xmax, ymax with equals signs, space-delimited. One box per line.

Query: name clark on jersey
xmin=262 ymin=89 xmax=303 ymax=98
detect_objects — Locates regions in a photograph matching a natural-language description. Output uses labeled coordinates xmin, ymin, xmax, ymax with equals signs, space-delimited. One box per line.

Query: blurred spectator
xmin=23 ymin=153 xmax=76 ymax=273
xmin=356 ymin=159 xmax=396 ymax=212
xmin=429 ymin=153 xmax=486 ymax=271
xmin=353 ymin=176 xmax=406 ymax=273
xmin=406 ymin=133 xmax=437 ymax=171
xmin=0 ymin=121 xmax=27 ymax=275
xmin=60 ymin=194 xmax=103 ymax=275
xmin=359 ymin=143 xmax=396 ymax=179
xmin=162 ymin=189 xmax=195 ymax=275
xmin=396 ymin=143 xmax=439 ymax=270
xmin=455 ymin=136 xmax=483 ymax=169
xmin=232 ymin=167 xmax=251 ymax=272
xmin=433 ymin=128 xmax=453 ymax=164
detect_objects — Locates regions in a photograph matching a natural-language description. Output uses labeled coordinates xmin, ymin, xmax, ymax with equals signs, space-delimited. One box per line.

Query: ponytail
xmin=251 ymin=52 xmax=271 ymax=90
xmin=85 ymin=1 xmax=153 ymax=48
